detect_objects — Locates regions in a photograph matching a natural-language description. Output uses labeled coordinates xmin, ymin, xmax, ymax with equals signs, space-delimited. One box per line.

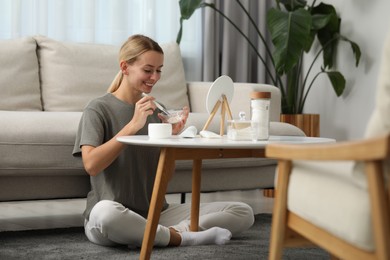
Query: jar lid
xmin=251 ymin=91 xmax=271 ymax=99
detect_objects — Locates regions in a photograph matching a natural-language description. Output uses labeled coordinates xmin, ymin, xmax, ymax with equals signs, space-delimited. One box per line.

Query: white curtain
xmin=0 ymin=0 xmax=202 ymax=80
xmin=202 ymin=0 xmax=273 ymax=84
xmin=0 ymin=0 xmax=271 ymax=83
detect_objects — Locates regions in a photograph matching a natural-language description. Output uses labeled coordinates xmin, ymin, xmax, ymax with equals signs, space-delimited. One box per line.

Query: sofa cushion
xmin=35 ymin=36 xmax=189 ymax=112
xmin=0 ymin=111 xmax=81 ymax=144
xmin=0 ymin=111 xmax=89 ymax=200
xmin=150 ymin=42 xmax=189 ymax=110
xmin=169 ymin=161 xmax=277 ymax=193
xmin=0 ymin=37 xmax=42 ymax=111
xmin=0 ymin=110 xmax=84 ymax=173
xmin=35 ymin=36 xmax=118 ymax=111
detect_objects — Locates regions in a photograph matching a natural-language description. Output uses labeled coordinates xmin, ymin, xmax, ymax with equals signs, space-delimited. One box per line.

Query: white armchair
xmin=266 ymin=33 xmax=390 ymax=259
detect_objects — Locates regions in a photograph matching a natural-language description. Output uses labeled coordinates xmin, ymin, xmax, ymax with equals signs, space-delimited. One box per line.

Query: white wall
xmin=303 ymin=0 xmax=390 ymax=141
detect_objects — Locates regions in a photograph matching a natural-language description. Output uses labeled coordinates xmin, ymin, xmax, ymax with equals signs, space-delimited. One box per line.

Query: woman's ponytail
xmin=107 ymin=70 xmax=123 ymax=93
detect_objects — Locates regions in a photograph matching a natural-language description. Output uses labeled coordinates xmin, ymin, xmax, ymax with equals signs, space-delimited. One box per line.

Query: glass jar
xmin=227 ymin=112 xmax=259 ymax=141
xmin=250 ymin=91 xmax=271 ymax=140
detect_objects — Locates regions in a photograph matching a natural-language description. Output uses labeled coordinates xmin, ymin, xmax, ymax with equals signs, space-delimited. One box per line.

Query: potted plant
xmin=176 ymin=0 xmax=361 ymax=136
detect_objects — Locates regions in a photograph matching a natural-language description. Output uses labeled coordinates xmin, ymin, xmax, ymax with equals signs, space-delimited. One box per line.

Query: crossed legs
xmin=84 ymin=200 xmax=254 ymax=248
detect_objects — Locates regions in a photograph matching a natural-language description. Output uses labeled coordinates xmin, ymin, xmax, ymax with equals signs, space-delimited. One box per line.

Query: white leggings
xmin=84 ymin=200 xmax=254 ymax=247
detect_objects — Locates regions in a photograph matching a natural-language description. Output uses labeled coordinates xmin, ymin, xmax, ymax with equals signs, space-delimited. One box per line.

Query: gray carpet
xmin=0 ymin=214 xmax=329 ymax=259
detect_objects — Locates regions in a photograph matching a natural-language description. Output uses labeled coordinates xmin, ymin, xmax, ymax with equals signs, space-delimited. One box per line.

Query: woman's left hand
xmin=159 ymin=106 xmax=189 ymax=135
xmin=172 ymin=106 xmax=189 ymax=134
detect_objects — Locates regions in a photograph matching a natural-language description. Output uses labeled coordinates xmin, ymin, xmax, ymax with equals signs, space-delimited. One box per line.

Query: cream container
xmin=148 ymin=123 xmax=172 ymax=139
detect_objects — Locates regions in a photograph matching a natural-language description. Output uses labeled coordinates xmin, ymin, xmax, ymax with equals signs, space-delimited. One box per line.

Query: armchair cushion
xmin=287 ymin=29 xmax=390 ymax=253
xmin=288 ymin=161 xmax=373 ymax=251
xmin=360 ymin=32 xmax=390 ymax=182
xmin=365 ymin=32 xmax=390 ymax=138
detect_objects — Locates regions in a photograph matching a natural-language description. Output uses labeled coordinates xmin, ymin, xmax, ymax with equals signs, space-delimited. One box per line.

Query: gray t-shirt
xmin=73 ymin=93 xmax=167 ymax=219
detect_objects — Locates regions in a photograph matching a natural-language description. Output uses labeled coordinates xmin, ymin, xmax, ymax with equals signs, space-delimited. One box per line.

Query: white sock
xmin=180 ymin=227 xmax=232 ymax=246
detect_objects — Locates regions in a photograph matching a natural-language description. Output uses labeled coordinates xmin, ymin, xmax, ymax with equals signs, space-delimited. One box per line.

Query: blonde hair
xmin=107 ymin=34 xmax=164 ymax=93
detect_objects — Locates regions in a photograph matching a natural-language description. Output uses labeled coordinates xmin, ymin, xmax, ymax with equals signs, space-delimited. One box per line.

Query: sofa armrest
xmin=187 ymin=81 xmax=282 ymax=122
xmin=186 ymin=113 xmax=305 ymax=136
xmin=270 ymin=122 xmax=306 ymax=136
xmin=186 ymin=112 xmax=221 ymax=134
xmin=186 ymin=82 xmax=211 ymax=113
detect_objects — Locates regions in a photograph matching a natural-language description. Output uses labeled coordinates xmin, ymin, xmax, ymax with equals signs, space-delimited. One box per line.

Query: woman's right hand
xmin=81 ymin=95 xmax=158 ymax=176
xmin=128 ymin=95 xmax=157 ymax=132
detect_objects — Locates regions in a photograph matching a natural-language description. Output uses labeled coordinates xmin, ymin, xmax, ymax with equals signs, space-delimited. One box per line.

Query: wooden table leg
xmin=190 ymin=159 xmax=202 ymax=231
xmin=139 ymin=148 xmax=176 ymax=260
xmin=269 ymin=160 xmax=291 ymax=260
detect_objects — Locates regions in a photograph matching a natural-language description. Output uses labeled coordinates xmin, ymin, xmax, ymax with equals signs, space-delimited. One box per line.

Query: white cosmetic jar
xmin=148 ymin=123 xmax=172 ymax=139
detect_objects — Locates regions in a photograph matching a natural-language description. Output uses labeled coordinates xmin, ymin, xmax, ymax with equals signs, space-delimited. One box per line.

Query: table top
xmin=116 ymin=135 xmax=335 ymax=149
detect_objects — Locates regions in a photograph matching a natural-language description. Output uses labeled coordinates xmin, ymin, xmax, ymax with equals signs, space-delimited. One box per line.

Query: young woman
xmin=73 ymin=34 xmax=254 ymax=248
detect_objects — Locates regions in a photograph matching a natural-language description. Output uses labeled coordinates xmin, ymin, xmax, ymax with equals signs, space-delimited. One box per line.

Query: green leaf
xmin=350 ymin=41 xmax=361 ymax=67
xmin=311 ymin=13 xmax=332 ymax=31
xmin=340 ymin=35 xmax=362 ymax=67
xmin=179 ymin=0 xmax=203 ymax=20
xmin=176 ymin=18 xmax=184 ymax=44
xmin=176 ymin=0 xmax=203 ymax=44
xmin=267 ymin=8 xmax=312 ymax=75
xmin=312 ymin=3 xmax=340 ymax=69
xmin=312 ymin=3 xmax=339 ymax=32
xmin=279 ymin=0 xmax=307 ymax=11
xmin=301 ymin=14 xmax=331 ymax=52
xmin=326 ymin=71 xmax=346 ymax=96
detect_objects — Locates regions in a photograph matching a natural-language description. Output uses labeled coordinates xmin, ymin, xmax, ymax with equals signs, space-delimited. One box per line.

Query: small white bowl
xmin=148 ymin=123 xmax=172 ymax=139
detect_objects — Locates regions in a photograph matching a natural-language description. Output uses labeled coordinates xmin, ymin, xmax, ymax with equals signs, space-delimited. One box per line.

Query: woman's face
xmin=125 ymin=50 xmax=164 ymax=94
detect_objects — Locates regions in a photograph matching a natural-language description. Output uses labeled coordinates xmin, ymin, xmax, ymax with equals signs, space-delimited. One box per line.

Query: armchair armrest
xmin=266 ymin=134 xmax=390 ymax=161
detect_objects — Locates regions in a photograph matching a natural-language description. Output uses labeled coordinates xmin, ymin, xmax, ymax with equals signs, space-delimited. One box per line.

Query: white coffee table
xmin=117 ymin=135 xmax=334 ymax=260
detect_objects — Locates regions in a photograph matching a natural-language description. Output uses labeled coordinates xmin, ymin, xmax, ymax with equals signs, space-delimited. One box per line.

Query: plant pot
xmin=280 ymin=114 xmax=320 ymax=137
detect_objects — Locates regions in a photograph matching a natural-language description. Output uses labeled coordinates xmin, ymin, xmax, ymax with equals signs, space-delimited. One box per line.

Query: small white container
xmin=148 ymin=123 xmax=172 ymax=139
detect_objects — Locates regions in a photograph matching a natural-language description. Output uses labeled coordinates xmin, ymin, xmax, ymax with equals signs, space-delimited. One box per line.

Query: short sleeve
xmin=72 ymin=107 xmax=104 ymax=156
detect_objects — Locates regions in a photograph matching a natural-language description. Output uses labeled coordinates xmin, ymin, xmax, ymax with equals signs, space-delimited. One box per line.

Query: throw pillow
xmin=0 ymin=37 xmax=42 ymax=111
xmin=35 ymin=36 xmax=189 ymax=111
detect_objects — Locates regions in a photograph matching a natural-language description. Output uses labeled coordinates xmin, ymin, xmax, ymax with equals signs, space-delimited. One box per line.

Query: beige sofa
xmin=0 ymin=36 xmax=304 ymax=228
